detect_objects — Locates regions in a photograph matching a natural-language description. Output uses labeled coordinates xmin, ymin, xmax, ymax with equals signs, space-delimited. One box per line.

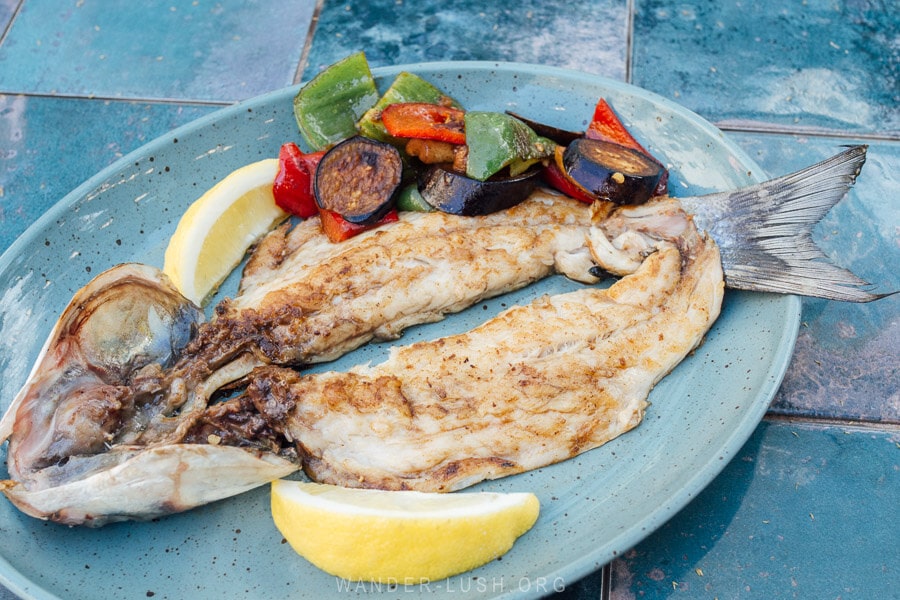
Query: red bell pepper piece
xmin=585 ymin=98 xmax=668 ymax=196
xmin=585 ymin=98 xmax=651 ymax=154
xmin=542 ymin=147 xmax=595 ymax=203
xmin=273 ymin=142 xmax=326 ymax=218
xmin=380 ymin=102 xmax=466 ymax=145
xmin=319 ymin=208 xmax=400 ymax=243
xmin=275 ymin=142 xmax=399 ymax=243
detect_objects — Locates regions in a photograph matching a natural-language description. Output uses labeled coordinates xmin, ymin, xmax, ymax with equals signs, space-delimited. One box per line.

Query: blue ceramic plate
xmin=0 ymin=63 xmax=800 ymax=599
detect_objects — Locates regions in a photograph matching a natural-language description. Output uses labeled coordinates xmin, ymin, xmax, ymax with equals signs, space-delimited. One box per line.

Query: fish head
xmin=1 ymin=263 xmax=204 ymax=478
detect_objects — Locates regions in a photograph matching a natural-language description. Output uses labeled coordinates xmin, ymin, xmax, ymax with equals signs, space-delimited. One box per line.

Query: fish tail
xmin=681 ymin=145 xmax=890 ymax=302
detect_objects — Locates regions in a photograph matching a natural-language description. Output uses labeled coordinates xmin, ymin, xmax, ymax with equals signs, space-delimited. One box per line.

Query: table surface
xmin=0 ymin=1 xmax=897 ymax=598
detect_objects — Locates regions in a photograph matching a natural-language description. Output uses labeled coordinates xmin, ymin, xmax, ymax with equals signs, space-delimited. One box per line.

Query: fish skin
xmin=1 ymin=445 xmax=296 ymax=527
xmin=0 ymin=264 xmax=298 ymax=527
xmin=246 ymin=198 xmax=723 ymax=492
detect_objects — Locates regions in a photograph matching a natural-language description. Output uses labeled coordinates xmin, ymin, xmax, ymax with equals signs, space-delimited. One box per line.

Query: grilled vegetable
xmin=405 ymin=138 xmax=460 ymax=165
xmin=585 ymin=98 xmax=648 ymax=150
xmin=418 ymin=164 xmax=540 ymax=216
xmin=543 ymin=146 xmax=596 ymax=203
xmin=464 ymin=112 xmax=556 ymax=181
xmin=381 ymin=102 xmax=466 ymax=145
xmin=504 ymin=111 xmax=582 ymax=146
xmin=314 ymin=136 xmax=403 ymax=224
xmin=357 ymin=72 xmax=462 ymax=143
xmin=293 ymin=52 xmax=379 ymax=151
xmin=561 ymin=138 xmax=664 ymax=205
xmin=586 ymin=98 xmax=668 ymax=195
xmin=273 ymin=143 xmax=325 ymax=218
xmin=319 ymin=208 xmax=399 ymax=243
xmin=396 ymin=183 xmax=434 ymax=212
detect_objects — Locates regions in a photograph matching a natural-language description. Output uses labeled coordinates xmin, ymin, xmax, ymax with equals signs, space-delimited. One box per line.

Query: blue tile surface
xmin=303 ymin=0 xmax=629 ymax=81
xmin=0 ymin=95 xmax=218 ymax=252
xmin=0 ymin=1 xmax=898 ymax=599
xmin=0 ymin=0 xmax=315 ymax=102
xmin=607 ymin=420 xmax=899 ymax=599
xmin=632 ymin=0 xmax=900 ymax=136
xmin=0 ymin=0 xmax=19 ymax=32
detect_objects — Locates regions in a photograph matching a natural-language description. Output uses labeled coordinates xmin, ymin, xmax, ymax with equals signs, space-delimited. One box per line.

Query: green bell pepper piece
xmin=293 ymin=52 xmax=380 ymax=151
xmin=464 ymin=112 xmax=556 ymax=181
xmin=395 ymin=183 xmax=434 ymax=212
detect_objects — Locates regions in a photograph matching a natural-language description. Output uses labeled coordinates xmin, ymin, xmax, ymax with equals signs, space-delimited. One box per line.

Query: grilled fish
xmin=246 ymin=198 xmax=723 ymax=491
xmin=0 ymin=146 xmax=882 ymax=525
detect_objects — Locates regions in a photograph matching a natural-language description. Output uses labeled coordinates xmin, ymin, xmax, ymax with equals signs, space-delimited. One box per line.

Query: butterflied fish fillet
xmin=127 ymin=193 xmax=605 ymax=446
xmin=0 ymin=146 xmax=879 ymax=525
xmin=245 ymin=198 xmax=723 ymax=491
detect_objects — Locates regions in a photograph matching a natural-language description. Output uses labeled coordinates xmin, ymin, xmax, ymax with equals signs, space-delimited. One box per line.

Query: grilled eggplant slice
xmin=562 ymin=138 xmax=664 ymax=205
xmin=314 ymin=136 xmax=403 ymax=224
xmin=417 ymin=164 xmax=540 ymax=216
xmin=505 ymin=111 xmax=583 ymax=146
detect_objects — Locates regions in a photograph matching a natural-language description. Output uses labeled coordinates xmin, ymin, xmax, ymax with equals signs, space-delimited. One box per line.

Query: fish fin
xmin=3 ymin=445 xmax=297 ymax=526
xmin=681 ymin=145 xmax=890 ymax=302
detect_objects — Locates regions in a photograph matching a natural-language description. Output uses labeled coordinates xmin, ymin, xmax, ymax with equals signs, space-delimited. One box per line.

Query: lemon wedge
xmin=270 ymin=480 xmax=540 ymax=583
xmin=163 ymin=158 xmax=288 ymax=305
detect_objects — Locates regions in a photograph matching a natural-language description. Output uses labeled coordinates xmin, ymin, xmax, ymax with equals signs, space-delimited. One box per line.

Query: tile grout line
xmin=1 ymin=87 xmax=896 ymax=145
xmin=763 ymin=413 xmax=900 ymax=431
xmin=600 ymin=560 xmax=612 ymax=600
xmin=0 ymin=0 xmax=23 ymax=48
xmin=624 ymin=0 xmax=635 ymax=85
xmin=0 ymin=101 xmax=894 ymax=145
xmin=0 ymin=90 xmax=235 ymax=106
xmin=293 ymin=0 xmax=325 ymax=85
xmin=716 ymin=122 xmax=900 ymax=142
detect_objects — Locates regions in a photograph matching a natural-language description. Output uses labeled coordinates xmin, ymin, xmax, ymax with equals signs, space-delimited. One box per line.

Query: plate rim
xmin=0 ymin=60 xmax=802 ymax=599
